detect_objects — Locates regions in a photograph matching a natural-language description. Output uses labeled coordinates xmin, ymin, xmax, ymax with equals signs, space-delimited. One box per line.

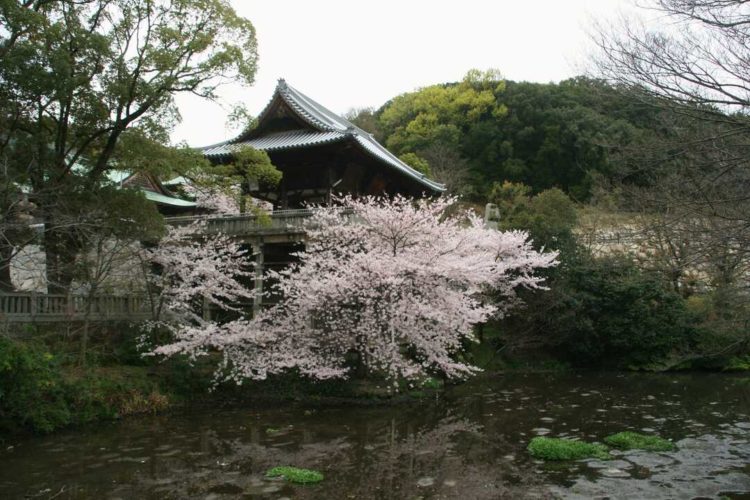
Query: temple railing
xmin=165 ymin=207 xmax=356 ymax=237
xmin=0 ymin=293 xmax=151 ymax=323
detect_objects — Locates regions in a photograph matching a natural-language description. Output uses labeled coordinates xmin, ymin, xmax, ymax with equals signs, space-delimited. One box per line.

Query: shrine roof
xmin=200 ymin=80 xmax=445 ymax=193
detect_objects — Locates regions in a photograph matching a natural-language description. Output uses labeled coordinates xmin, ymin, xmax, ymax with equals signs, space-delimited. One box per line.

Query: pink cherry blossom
xmin=147 ymin=195 xmax=558 ymax=385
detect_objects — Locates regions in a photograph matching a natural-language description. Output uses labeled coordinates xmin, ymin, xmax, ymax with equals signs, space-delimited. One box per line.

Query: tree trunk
xmin=0 ymin=244 xmax=14 ymax=291
xmin=43 ymin=224 xmax=78 ymax=294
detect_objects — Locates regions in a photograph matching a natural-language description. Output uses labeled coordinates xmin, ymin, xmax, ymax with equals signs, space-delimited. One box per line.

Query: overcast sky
xmin=172 ymin=0 xmax=636 ymax=146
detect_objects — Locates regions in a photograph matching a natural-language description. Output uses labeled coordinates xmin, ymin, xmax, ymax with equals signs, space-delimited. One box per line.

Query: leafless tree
xmin=418 ymin=144 xmax=473 ymax=197
xmin=592 ymin=0 xmax=750 ymax=228
xmin=592 ymin=0 xmax=750 ymax=268
xmin=594 ymin=1 xmax=750 ymax=111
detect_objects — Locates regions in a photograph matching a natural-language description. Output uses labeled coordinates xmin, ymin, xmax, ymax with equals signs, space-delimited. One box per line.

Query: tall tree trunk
xmin=0 ymin=244 xmax=14 ymax=291
xmin=43 ymin=221 xmax=78 ymax=294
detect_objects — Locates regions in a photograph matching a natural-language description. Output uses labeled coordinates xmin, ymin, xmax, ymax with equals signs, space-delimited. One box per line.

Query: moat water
xmin=1 ymin=372 xmax=749 ymax=499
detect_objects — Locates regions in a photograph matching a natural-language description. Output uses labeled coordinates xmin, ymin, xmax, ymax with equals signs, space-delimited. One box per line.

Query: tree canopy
xmin=351 ymin=73 xmax=662 ymax=201
xmin=0 ymin=0 xmax=259 ymax=292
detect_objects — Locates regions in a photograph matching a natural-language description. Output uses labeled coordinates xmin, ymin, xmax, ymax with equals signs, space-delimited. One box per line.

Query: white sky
xmin=172 ymin=0 xmax=636 ymax=146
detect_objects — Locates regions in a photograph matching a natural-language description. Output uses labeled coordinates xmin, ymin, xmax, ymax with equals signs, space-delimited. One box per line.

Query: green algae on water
xmin=604 ymin=431 xmax=676 ymax=451
xmin=266 ymin=466 xmax=324 ymax=484
xmin=527 ymin=437 xmax=610 ymax=461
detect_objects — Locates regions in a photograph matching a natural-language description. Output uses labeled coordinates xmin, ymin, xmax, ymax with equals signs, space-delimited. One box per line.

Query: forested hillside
xmin=350 ymin=71 xmax=749 ymax=371
xmin=351 ymin=73 xmax=662 ymax=201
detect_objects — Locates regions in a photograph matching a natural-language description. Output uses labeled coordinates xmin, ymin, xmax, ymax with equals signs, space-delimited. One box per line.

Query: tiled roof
xmin=143 ymin=190 xmax=197 ymax=207
xmin=106 ymin=170 xmax=197 ymax=208
xmin=200 ymin=80 xmax=445 ymax=193
xmin=202 ymin=130 xmax=345 ymax=157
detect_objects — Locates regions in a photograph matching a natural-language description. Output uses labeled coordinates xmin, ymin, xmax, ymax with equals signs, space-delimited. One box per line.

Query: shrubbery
xmin=496 ymin=252 xmax=701 ymax=370
xmin=487 ymin=184 xmax=701 ymax=370
xmin=0 ymin=336 xmax=170 ymax=434
xmin=0 ymin=337 xmax=71 ymax=433
xmin=552 ymin=255 xmax=699 ymax=368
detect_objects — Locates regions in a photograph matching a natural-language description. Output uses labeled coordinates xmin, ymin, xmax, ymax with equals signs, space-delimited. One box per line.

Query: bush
xmin=0 ymin=337 xmax=173 ymax=434
xmin=527 ymin=437 xmax=610 ymax=461
xmin=724 ymin=355 xmax=750 ymax=371
xmin=64 ymin=367 xmax=170 ymax=424
xmin=0 ymin=337 xmax=71 ymax=433
xmin=494 ymin=253 xmax=699 ymax=369
xmin=495 ymin=253 xmax=697 ymax=369
xmin=554 ymin=256 xmax=698 ymax=368
xmin=604 ymin=431 xmax=675 ymax=451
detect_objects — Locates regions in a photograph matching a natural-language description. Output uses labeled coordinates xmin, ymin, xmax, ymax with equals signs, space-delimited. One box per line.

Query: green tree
xmin=489 ymin=182 xmax=578 ymax=252
xmin=379 ymin=69 xmax=507 ymax=155
xmin=375 ymin=76 xmax=652 ymax=200
xmin=0 ymin=0 xmax=259 ymax=292
xmin=191 ymin=145 xmax=281 ymax=213
xmin=398 ymin=152 xmax=431 ymax=176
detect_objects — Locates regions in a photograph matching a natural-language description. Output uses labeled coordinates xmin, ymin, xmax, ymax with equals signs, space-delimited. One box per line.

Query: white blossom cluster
xmin=148 ymin=196 xmax=557 ymax=384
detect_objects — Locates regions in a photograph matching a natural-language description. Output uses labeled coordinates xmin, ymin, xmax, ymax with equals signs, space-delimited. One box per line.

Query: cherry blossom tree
xmin=149 ymin=196 xmax=557 ymax=384
xmin=181 ymin=182 xmax=241 ymax=215
xmin=140 ymin=221 xmax=255 ymax=355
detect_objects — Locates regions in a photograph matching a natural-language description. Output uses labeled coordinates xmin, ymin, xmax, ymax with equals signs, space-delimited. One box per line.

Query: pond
xmin=1 ymin=373 xmax=749 ymax=499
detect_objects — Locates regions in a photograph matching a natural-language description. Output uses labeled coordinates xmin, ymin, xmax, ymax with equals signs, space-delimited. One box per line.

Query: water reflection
xmin=1 ymin=373 xmax=749 ymax=499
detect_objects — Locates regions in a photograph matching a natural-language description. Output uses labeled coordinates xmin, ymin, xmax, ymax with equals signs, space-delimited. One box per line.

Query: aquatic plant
xmin=527 ymin=437 xmax=610 ymax=461
xmin=604 ymin=432 xmax=676 ymax=451
xmin=266 ymin=466 xmax=324 ymax=484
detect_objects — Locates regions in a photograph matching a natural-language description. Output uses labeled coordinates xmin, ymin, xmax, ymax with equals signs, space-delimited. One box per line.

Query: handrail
xmin=0 ymin=293 xmax=151 ymax=323
xmin=165 ymin=207 xmax=353 ymax=224
xmin=164 ymin=207 xmax=357 ymax=237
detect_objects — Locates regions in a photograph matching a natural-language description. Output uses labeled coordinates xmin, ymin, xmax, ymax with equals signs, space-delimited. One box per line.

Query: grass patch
xmin=266 ymin=466 xmax=324 ymax=484
xmin=724 ymin=355 xmax=750 ymax=371
xmin=528 ymin=437 xmax=610 ymax=461
xmin=604 ymin=432 xmax=676 ymax=451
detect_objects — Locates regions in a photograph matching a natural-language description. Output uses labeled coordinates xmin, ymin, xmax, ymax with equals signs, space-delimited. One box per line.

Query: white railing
xmin=0 ymin=293 xmax=151 ymax=323
xmin=165 ymin=207 xmax=355 ymax=236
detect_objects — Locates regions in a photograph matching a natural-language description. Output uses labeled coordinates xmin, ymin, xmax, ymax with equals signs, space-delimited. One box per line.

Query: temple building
xmin=108 ymin=171 xmax=198 ymax=215
xmin=200 ymin=79 xmax=444 ymax=208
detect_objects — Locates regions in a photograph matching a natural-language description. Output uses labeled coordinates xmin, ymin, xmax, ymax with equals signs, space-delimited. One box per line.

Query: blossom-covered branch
xmin=148 ymin=196 xmax=557 ymax=384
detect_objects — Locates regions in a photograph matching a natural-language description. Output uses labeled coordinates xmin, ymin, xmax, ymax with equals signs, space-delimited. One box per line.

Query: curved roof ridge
xmin=281 ymin=82 xmax=349 ymax=132
xmin=353 ymin=136 xmax=445 ymax=192
xmin=202 ymin=129 xmax=346 ymax=157
xmin=197 ymin=79 xmax=445 ymax=192
xmin=280 ymin=81 xmax=445 ymax=191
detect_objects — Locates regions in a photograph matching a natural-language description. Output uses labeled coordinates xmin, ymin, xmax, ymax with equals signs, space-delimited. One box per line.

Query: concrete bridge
xmin=164 ymin=207 xmax=355 ymax=243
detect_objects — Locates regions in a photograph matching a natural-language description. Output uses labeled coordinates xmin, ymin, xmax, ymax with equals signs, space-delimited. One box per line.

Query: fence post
xmin=30 ymin=291 xmax=36 ymax=320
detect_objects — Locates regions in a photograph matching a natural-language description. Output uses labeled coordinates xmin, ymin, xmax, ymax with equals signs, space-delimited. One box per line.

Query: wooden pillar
xmin=202 ymin=295 xmax=212 ymax=321
xmin=280 ymin=180 xmax=288 ymax=210
xmin=326 ymin=165 xmax=333 ymax=206
xmin=253 ymin=242 xmax=264 ymax=316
